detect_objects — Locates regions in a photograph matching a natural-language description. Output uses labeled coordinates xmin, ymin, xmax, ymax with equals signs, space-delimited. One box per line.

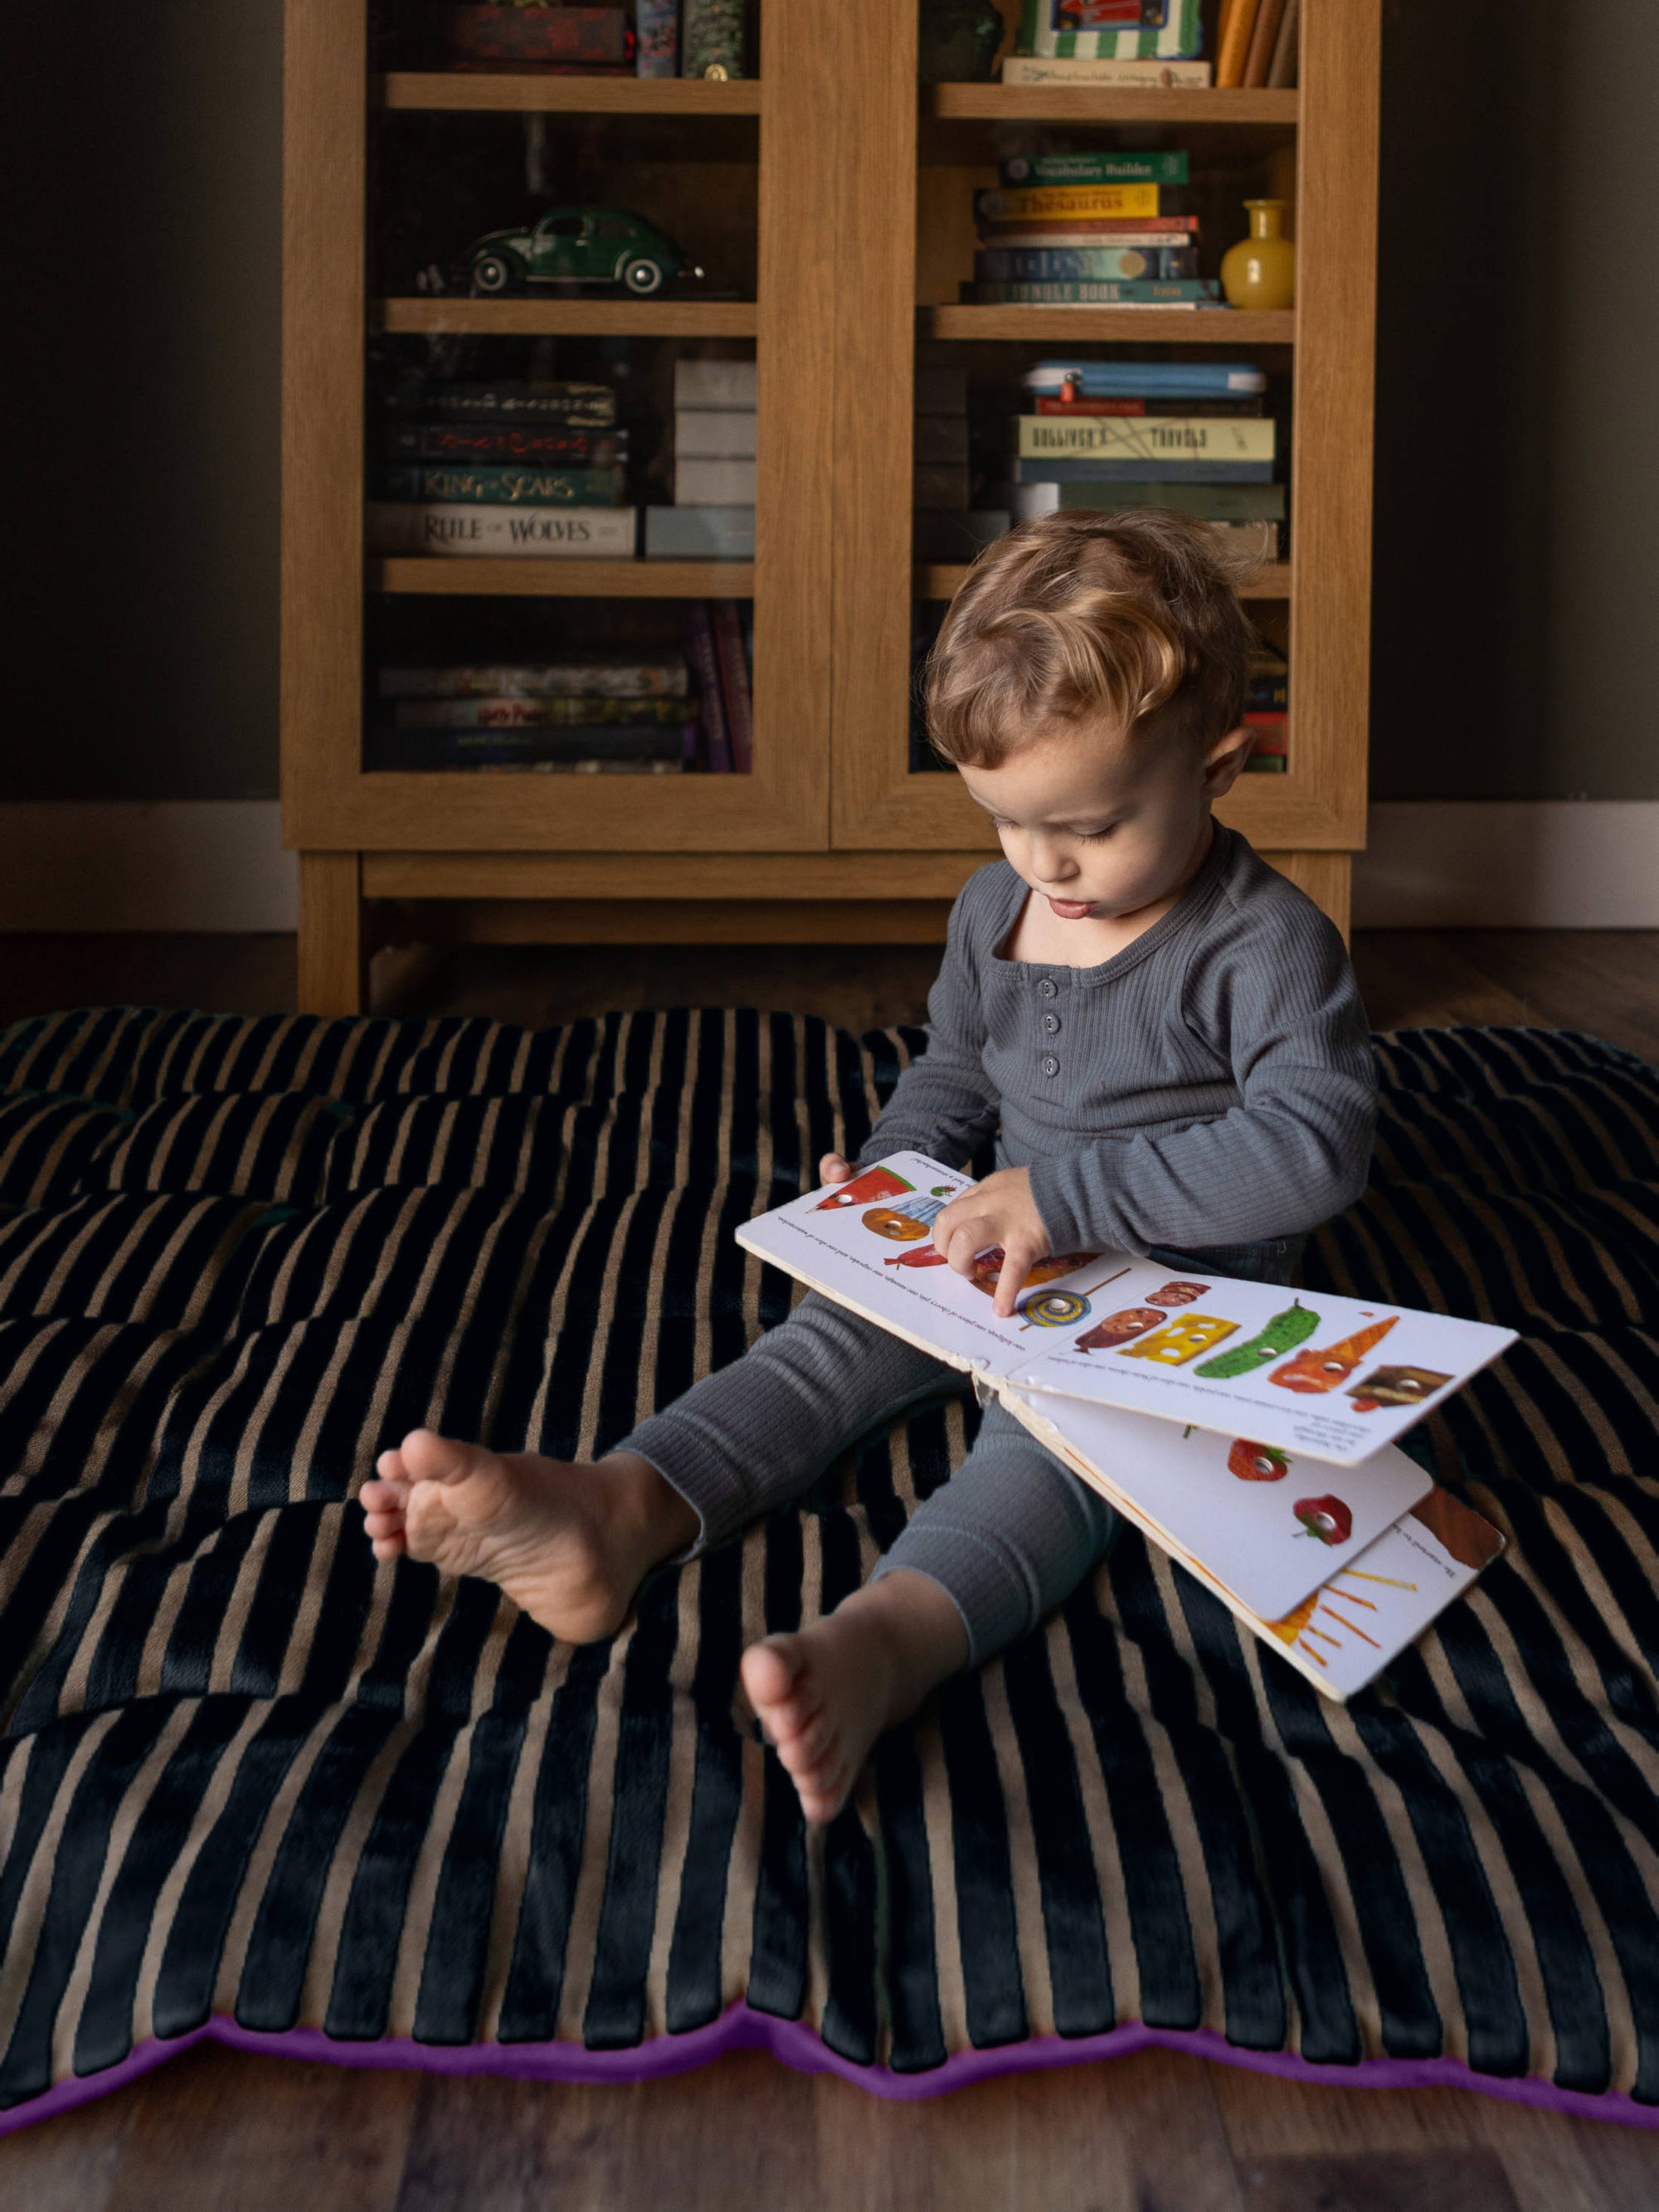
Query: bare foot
xmin=360 ymin=1431 xmax=698 ymax=1644
xmin=739 ymin=1571 xmax=970 ymax=1824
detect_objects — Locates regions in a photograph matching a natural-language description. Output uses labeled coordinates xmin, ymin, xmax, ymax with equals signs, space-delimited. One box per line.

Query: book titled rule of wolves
xmin=737 ymin=1152 xmax=1511 ymax=1698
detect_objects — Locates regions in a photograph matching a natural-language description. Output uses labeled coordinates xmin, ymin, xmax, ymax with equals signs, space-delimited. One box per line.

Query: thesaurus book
xmin=736 ymin=1151 xmax=1511 ymax=1699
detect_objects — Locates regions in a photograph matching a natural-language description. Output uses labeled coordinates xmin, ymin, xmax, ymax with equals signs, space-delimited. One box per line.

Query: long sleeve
xmin=1025 ymin=889 xmax=1375 ymax=1254
xmin=859 ymin=877 xmax=1002 ymax=1170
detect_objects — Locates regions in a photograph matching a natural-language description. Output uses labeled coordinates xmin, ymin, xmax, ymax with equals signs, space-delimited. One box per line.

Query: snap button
xmin=1042 ymin=1012 xmax=1059 ymax=1034
xmin=1042 ymin=1055 xmax=1059 ymax=1077
xmin=1038 ymin=978 xmax=1058 ymax=999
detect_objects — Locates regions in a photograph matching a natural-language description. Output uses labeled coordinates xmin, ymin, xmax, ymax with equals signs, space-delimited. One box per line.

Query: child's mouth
xmin=1048 ymin=897 xmax=1094 ymax=920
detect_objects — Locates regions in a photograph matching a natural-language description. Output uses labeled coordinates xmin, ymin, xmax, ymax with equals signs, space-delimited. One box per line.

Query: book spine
xmin=978 ymin=216 xmax=1199 ymax=239
xmin=416 ymin=387 xmax=616 ymax=426
xmin=442 ymin=4 xmax=632 ymax=65
xmin=1034 ymin=395 xmax=1264 ymax=417
xmin=380 ymin=424 xmax=627 ymax=467
xmin=373 ymin=465 xmax=626 ymax=507
xmin=366 ymin=504 xmax=639 ymax=557
xmin=1215 ymin=0 xmax=1260 ymax=85
xmin=685 ymin=603 xmax=732 ymax=771
xmin=1015 ymin=416 xmax=1275 ymax=460
xmin=1267 ymin=0 xmax=1300 ymax=86
xmin=384 ymin=728 xmax=689 ymax=766
xmin=976 ymin=182 xmax=1160 ymax=222
xmin=999 ymin=149 xmax=1190 ymax=187
xmin=1243 ymin=0 xmax=1288 ymax=87
xmin=1024 ymin=0 xmax=1204 ymax=61
xmin=999 ymin=56 xmax=1212 ymax=85
xmin=392 ymin=696 xmax=693 ymax=731
xmin=681 ymin=0 xmax=744 ymax=78
xmin=997 ymin=480 xmax=1286 ymax=520
xmin=977 ymin=246 xmax=1197 ymax=282
xmin=378 ymin=661 xmax=688 ymax=700
xmin=674 ymin=359 xmax=758 ymax=409
xmin=711 ymin=600 xmax=753 ymax=774
xmin=1029 ymin=361 xmax=1266 ymax=396
xmin=674 ymin=458 xmax=757 ymax=504
xmin=1011 ymin=457 xmax=1273 ymax=484
xmin=643 ymin=505 xmax=756 ymax=559
xmin=674 ymin=409 xmax=757 ymax=459
xmin=635 ymin=0 xmax=678 ymax=77
xmin=971 ymin=279 xmax=1220 ymax=304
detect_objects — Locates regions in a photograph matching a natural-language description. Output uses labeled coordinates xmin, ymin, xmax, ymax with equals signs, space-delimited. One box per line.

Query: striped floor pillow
xmin=0 ymin=1008 xmax=1656 ymax=2131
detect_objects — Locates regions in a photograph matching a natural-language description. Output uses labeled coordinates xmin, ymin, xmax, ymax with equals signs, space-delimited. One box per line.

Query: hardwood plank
xmin=1010 ymin=2052 xmax=1248 ymax=2212
xmin=1212 ymin=2065 xmax=1518 ymax=2157
xmin=376 ymin=299 xmax=759 ymax=338
xmin=1453 ymin=931 xmax=1659 ymax=1066
xmin=1474 ymin=2096 xmax=1659 ymax=2212
xmin=1349 ymin=933 xmax=1545 ymax=1036
xmin=394 ymin=2071 xmax=629 ymax=2212
xmin=107 ymin=2046 xmax=419 ymax=2212
xmin=0 ymin=2077 xmax=133 ymax=2212
xmin=378 ymin=73 xmax=765 ymax=115
xmin=1238 ymin=2146 xmax=1520 ymax=2212
xmin=368 ymin=559 xmax=754 ymax=599
xmin=619 ymin=2053 xmax=819 ymax=2210
xmin=926 ymin=85 xmax=1298 ymax=124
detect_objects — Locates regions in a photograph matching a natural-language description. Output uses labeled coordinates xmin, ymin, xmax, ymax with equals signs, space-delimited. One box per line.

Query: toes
xmin=360 ymin=1477 xmax=409 ymax=1514
xmin=774 ymin=1710 xmax=835 ymax=1775
xmin=370 ymin=1532 xmax=408 ymax=1563
xmin=374 ymin=1450 xmax=408 ymax=1484
xmin=740 ymin=1635 xmax=805 ymax=1715
xmin=398 ymin=1429 xmax=495 ymax=1488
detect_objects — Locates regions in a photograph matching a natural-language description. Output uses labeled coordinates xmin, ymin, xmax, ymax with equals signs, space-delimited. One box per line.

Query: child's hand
xmin=818 ymin=1153 xmax=854 ymax=1187
xmin=932 ymin=1167 xmax=1050 ymax=1318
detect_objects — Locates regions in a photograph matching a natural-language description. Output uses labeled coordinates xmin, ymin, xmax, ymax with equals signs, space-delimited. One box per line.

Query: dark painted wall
xmin=2 ymin=0 xmax=1654 ymax=802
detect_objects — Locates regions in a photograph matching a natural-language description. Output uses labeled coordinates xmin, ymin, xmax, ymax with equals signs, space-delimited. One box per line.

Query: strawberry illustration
xmin=1228 ymin=1439 xmax=1290 ymax=1482
xmin=1293 ymin=1495 xmax=1353 ymax=1545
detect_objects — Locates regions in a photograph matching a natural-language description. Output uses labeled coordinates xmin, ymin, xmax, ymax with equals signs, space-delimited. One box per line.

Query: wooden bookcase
xmin=282 ymin=0 xmax=1379 ymax=1012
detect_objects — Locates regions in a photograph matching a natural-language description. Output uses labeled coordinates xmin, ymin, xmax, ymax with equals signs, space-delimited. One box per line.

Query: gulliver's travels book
xmin=737 ymin=1151 xmax=1511 ymax=1699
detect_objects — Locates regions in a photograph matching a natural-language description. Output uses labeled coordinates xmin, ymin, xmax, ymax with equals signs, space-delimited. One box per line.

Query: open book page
xmin=1000 ymin=1388 xmax=1504 ymax=1701
xmin=736 ymin=1150 xmax=1516 ymax=1468
xmin=991 ymin=1391 xmax=1432 ymax=1621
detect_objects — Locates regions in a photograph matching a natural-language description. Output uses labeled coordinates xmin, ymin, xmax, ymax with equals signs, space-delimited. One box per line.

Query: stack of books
xmin=968 ymin=153 xmax=1222 ymax=311
xmin=913 ymin=367 xmax=1010 ymax=564
xmin=684 ymin=600 xmax=754 ymax=772
xmin=368 ymin=381 xmax=637 ymax=559
xmin=1246 ymin=643 xmax=1288 ymax=772
xmin=646 ymin=357 xmax=757 ymax=561
xmin=1001 ymin=0 xmax=1211 ymax=87
xmin=369 ymin=655 xmax=695 ymax=775
xmin=985 ymin=359 xmax=1284 ymax=557
xmin=1214 ymin=0 xmax=1301 ymax=90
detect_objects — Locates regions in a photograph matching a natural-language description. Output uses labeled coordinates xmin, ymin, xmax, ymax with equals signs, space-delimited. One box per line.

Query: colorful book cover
xmin=976 ymin=183 xmax=1161 ymax=224
xmin=377 ymin=659 xmax=688 ymax=701
xmin=977 ymin=246 xmax=1198 ymax=282
xmin=635 ymin=0 xmax=678 ymax=77
xmin=1014 ymin=416 xmax=1275 ymax=462
xmin=1024 ymin=358 xmax=1267 ymax=396
xmin=970 ymin=278 xmax=1220 ymax=304
xmin=1034 ymin=395 xmax=1264 ymax=417
xmin=1000 ymin=148 xmax=1189 ymax=186
xmin=1016 ymin=0 xmax=1204 ymax=61
xmin=979 ymin=217 xmax=1199 ymax=241
xmin=366 ymin=504 xmax=638 ymax=557
xmin=372 ymin=464 xmax=627 ymax=508
xmin=712 ymin=600 xmax=753 ymax=774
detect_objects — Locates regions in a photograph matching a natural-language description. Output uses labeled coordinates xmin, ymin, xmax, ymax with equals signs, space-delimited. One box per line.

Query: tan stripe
xmin=635 ymin=1559 xmax=722 ymax=2042
xmin=474 ymin=1639 xmax=583 ymax=2042
xmin=1048 ymin=1601 xmax=1139 ymax=2028
xmin=46 ymin=1699 xmax=201 ymax=2080
xmin=0 ymin=1737 xmax=38 ymax=1885
xmin=232 ymin=1095 xmax=289 ymax=1198
xmin=976 ymin=1655 xmax=1052 ymax=2039
xmin=548 ymin=1631 xmax=632 ymax=2041
xmin=913 ymin=1703 xmax=971 ymax=2054
xmin=719 ymin=1525 xmax=770 ymax=2019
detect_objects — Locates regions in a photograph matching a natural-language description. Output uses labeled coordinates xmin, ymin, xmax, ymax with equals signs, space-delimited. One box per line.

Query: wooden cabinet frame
xmin=283 ymin=0 xmax=1379 ymax=1010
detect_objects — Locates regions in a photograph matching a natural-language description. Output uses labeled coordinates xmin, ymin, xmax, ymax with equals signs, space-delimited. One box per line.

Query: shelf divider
xmin=926 ymin=85 xmax=1297 ymax=124
xmin=369 ymin=557 xmax=757 ymax=598
xmin=378 ymin=71 xmax=765 ymax=114
xmin=377 ymin=297 xmax=759 ymax=338
xmin=922 ymin=304 xmax=1295 ymax=344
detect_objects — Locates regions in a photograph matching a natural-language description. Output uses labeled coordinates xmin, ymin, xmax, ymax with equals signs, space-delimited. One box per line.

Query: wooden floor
xmin=2 ymin=926 xmax=1658 ymax=2209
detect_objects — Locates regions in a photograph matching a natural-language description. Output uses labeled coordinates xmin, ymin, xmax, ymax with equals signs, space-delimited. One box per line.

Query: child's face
xmin=956 ymin=717 xmax=1249 ymax=923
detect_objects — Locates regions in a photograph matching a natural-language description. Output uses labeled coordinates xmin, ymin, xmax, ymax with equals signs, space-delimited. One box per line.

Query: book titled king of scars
xmin=735 ymin=1152 xmax=1516 ymax=1470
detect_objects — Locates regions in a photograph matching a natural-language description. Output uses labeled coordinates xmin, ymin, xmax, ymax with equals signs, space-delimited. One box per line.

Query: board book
xmin=736 ymin=1150 xmax=1511 ymax=1699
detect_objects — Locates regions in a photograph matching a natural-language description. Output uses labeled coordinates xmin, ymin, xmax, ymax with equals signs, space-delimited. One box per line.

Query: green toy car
xmin=465 ymin=206 xmax=703 ymax=298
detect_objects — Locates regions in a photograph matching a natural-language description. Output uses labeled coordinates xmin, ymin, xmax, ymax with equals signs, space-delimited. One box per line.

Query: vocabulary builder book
xmin=736 ymin=1152 xmax=1512 ymax=1699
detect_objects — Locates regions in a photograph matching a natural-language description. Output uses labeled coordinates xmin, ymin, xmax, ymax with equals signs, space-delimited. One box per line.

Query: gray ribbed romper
xmin=619 ymin=826 xmax=1377 ymax=1661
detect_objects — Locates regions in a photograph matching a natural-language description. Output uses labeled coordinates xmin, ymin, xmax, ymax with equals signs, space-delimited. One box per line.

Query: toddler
xmin=361 ymin=511 xmax=1375 ymax=1823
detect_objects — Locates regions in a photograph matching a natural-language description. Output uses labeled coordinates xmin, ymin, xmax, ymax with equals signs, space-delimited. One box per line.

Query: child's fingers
xmin=818 ymin=1153 xmax=853 ymax=1184
xmin=993 ymin=1239 xmax=1042 ymax=1317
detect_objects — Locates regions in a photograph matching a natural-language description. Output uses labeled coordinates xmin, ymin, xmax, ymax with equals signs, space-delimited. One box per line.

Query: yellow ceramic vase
xmin=1220 ymin=198 xmax=1296 ymax=311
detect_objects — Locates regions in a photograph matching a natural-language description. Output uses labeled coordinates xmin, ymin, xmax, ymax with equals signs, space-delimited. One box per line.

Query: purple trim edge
xmin=6 ymin=2005 xmax=1657 ymax=2138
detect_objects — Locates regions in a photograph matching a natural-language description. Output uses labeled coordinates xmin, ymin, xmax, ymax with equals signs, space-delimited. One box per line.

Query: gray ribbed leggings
xmin=618 ymin=1232 xmax=1301 ymax=1666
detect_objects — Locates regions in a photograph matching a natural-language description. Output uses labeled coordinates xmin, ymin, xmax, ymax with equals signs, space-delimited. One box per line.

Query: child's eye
xmin=1077 ymin=826 xmax=1116 ymax=843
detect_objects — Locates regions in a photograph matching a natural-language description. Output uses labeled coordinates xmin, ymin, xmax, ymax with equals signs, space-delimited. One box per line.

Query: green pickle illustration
xmin=1194 ymin=1299 xmax=1319 ymax=1379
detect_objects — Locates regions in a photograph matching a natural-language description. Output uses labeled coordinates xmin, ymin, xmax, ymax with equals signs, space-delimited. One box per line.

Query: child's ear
xmin=1202 ymin=724 xmax=1256 ymax=799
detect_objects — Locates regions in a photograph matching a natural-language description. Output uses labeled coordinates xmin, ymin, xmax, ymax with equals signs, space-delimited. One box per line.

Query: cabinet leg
xmin=297 ymin=851 xmax=366 ymax=1014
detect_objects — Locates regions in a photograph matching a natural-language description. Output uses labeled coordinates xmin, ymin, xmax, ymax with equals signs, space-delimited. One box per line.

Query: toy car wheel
xmin=620 ymin=257 xmax=664 ymax=296
xmin=470 ymin=254 xmax=518 ymax=297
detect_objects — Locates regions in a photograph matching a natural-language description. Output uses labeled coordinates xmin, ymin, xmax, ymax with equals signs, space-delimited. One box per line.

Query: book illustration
xmin=1347 ymin=1364 xmax=1452 ymax=1412
xmin=735 ymin=1151 xmax=1516 ymax=1469
xmin=1293 ymin=1494 xmax=1354 ymax=1545
xmin=1117 ymin=1313 xmax=1238 ymax=1365
xmin=1014 ymin=1265 xmax=1132 ymax=1329
xmin=963 ymin=1247 xmax=1104 ymax=1301
xmin=1229 ymin=1440 xmax=1290 ymax=1481
xmin=1075 ymin=1305 xmax=1166 ymax=1350
xmin=1194 ymin=1299 xmax=1318 ymax=1378
xmin=1270 ymin=1315 xmax=1399 ymax=1394
xmin=1408 ymin=1485 xmax=1505 ymax=1572
xmin=815 ymin=1164 xmax=916 ymax=1210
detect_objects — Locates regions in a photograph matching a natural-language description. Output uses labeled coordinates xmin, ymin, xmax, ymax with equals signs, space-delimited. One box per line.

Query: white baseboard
xmin=0 ymin=799 xmax=1655 ymax=933
xmin=1354 ymin=802 xmax=1659 ymax=928
xmin=0 ymin=804 xmax=298 ymax=932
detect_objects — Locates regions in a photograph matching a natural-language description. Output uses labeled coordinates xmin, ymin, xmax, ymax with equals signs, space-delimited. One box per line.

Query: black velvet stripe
xmin=817 ymin=1507 xmax=878 ymax=2066
xmin=872 ymin=1728 xmax=949 ymax=2072
xmin=663 ymin=1543 xmax=745 ymax=2036
xmin=746 ymin=1510 xmax=809 ymax=2022
xmin=937 ymin=1672 xmax=1028 ymax=2049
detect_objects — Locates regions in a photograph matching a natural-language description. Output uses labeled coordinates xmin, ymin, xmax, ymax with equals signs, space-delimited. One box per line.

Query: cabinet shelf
xmin=922 ymin=304 xmax=1295 ymax=344
xmin=924 ymin=84 xmax=1298 ymax=124
xmin=369 ymin=557 xmax=756 ymax=598
xmin=916 ymin=562 xmax=1290 ymax=601
xmin=377 ymin=297 xmax=759 ymax=338
xmin=378 ymin=71 xmax=765 ymax=114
